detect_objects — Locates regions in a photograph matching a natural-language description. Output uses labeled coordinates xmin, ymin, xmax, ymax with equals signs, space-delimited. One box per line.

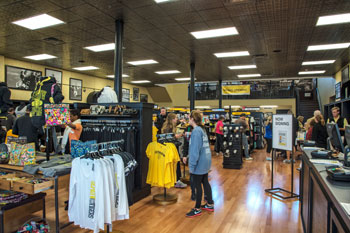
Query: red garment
xmin=306 ymin=127 xmax=313 ymax=140
xmin=215 ymin=120 xmax=224 ymax=135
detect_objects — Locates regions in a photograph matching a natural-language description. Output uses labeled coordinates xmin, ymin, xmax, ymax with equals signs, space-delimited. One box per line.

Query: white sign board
xmin=272 ymin=114 xmax=293 ymax=151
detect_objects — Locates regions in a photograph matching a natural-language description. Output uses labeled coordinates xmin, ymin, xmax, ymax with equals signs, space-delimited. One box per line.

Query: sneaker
xmin=186 ymin=208 xmax=202 ymax=218
xmin=283 ymin=159 xmax=291 ymax=164
xmin=201 ymin=203 xmax=214 ymax=212
xmin=191 ymin=193 xmax=196 ymax=201
xmin=175 ymin=180 xmax=187 ymax=188
xmin=245 ymin=157 xmax=253 ymax=161
xmin=266 ymin=157 xmax=272 ymax=161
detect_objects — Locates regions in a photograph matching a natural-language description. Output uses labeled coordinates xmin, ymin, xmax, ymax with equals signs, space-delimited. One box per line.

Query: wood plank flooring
xmin=35 ymin=149 xmax=303 ymax=233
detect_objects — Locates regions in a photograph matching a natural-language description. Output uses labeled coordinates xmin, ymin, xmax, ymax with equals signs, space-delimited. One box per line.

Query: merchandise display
xmin=44 ymin=104 xmax=71 ymax=126
xmin=9 ymin=142 xmax=36 ymax=166
xmin=223 ymin=124 xmax=243 ymax=169
xmin=17 ymin=218 xmax=50 ymax=233
xmin=0 ymin=190 xmax=28 ymax=205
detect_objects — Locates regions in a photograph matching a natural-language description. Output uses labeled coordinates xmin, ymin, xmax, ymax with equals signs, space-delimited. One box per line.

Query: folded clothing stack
xmin=0 ymin=190 xmax=28 ymax=205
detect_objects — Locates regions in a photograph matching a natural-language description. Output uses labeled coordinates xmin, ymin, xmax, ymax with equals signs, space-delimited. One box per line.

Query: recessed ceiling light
xmin=24 ymin=54 xmax=57 ymax=60
xmin=302 ymin=60 xmax=335 ymax=65
xmin=307 ymin=43 xmax=350 ymax=51
xmin=298 ymin=70 xmax=326 ymax=75
xmin=155 ymin=70 xmax=181 ymax=75
xmin=191 ymin=27 xmax=238 ymax=39
xmin=12 ymin=14 xmax=64 ymax=30
xmin=127 ymin=60 xmax=158 ymax=66
xmin=214 ymin=51 xmax=250 ymax=58
xmin=73 ymin=66 xmax=99 ymax=71
xmin=316 ymin=13 xmax=350 ymax=26
xmin=131 ymin=80 xmax=151 ymax=84
xmin=106 ymin=74 xmax=129 ymax=78
xmin=85 ymin=43 xmax=115 ymax=52
xmin=228 ymin=65 xmax=257 ymax=70
xmin=237 ymin=74 xmax=261 ymax=78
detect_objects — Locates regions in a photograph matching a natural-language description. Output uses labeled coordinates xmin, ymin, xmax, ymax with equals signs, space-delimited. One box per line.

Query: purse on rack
xmin=70 ymin=140 xmax=97 ymax=158
xmin=44 ymin=104 xmax=71 ymax=126
xmin=8 ymin=142 xmax=36 ymax=166
xmin=80 ymin=109 xmax=90 ymax=115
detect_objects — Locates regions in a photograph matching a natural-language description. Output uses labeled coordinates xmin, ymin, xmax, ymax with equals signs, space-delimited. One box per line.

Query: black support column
xmin=190 ymin=62 xmax=195 ymax=111
xmin=114 ymin=19 xmax=123 ymax=103
xmin=219 ymin=80 xmax=223 ymax=109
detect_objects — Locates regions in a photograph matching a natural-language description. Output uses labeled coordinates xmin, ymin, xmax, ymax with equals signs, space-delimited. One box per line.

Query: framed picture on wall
xmin=45 ymin=68 xmax=62 ymax=86
xmin=5 ymin=65 xmax=42 ymax=91
xmin=69 ymin=78 xmax=82 ymax=101
xmin=122 ymin=88 xmax=130 ymax=102
xmin=140 ymin=94 xmax=148 ymax=103
xmin=133 ymin=87 xmax=139 ymax=101
xmin=342 ymin=65 xmax=349 ymax=84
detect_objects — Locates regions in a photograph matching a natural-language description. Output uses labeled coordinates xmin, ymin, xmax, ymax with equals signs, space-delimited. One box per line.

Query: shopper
xmin=155 ymin=107 xmax=167 ymax=133
xmin=185 ymin=110 xmax=214 ymax=218
xmin=15 ymin=102 xmax=27 ymax=118
xmin=161 ymin=113 xmax=187 ymax=188
xmin=264 ymin=116 xmax=272 ymax=161
xmin=312 ymin=115 xmax=328 ymax=149
xmin=297 ymin=116 xmax=305 ymax=131
xmin=235 ymin=114 xmax=253 ymax=161
xmin=62 ymin=109 xmax=82 ymax=154
xmin=305 ymin=110 xmax=321 ymax=130
xmin=327 ymin=107 xmax=348 ymax=136
xmin=182 ymin=124 xmax=195 ymax=200
xmin=4 ymin=108 xmax=16 ymax=131
xmin=12 ymin=106 xmax=40 ymax=148
xmin=305 ymin=119 xmax=315 ymax=140
xmin=283 ymin=110 xmax=298 ymax=164
xmin=214 ymin=115 xmax=225 ymax=156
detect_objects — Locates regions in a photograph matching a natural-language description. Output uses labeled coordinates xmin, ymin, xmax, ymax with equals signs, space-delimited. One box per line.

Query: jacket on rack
xmin=29 ymin=76 xmax=64 ymax=128
xmin=0 ymin=82 xmax=12 ymax=116
xmin=97 ymin=86 xmax=118 ymax=103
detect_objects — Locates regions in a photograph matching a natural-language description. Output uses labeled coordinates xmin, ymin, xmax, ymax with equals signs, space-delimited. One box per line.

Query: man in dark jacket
xmin=155 ymin=107 xmax=167 ymax=133
xmin=5 ymin=108 xmax=16 ymax=131
xmin=0 ymin=82 xmax=12 ymax=116
xmin=182 ymin=124 xmax=195 ymax=200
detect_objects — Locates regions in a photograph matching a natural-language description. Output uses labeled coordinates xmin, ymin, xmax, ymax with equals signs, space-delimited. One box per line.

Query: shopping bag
xmin=44 ymin=104 xmax=71 ymax=126
xmin=8 ymin=143 xmax=36 ymax=166
xmin=70 ymin=140 xmax=97 ymax=158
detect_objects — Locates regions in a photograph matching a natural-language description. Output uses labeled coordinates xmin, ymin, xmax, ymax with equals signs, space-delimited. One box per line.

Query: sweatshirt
xmin=189 ymin=126 xmax=211 ymax=175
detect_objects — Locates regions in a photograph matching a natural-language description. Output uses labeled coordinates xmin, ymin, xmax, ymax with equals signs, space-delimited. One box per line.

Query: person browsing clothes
xmin=62 ymin=109 xmax=82 ymax=154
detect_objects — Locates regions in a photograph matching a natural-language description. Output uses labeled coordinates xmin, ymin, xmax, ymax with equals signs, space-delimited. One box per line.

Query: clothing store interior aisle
xmin=39 ymin=148 xmax=302 ymax=233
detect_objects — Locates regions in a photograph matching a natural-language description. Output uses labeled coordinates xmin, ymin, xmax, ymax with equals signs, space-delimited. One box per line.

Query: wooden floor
xmin=37 ymin=149 xmax=303 ymax=233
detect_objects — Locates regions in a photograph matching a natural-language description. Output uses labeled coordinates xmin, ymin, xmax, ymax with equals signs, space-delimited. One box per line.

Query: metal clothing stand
xmin=265 ymin=149 xmax=299 ymax=199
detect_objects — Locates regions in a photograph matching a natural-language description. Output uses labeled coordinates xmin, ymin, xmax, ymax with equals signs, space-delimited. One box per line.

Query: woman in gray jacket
xmin=184 ymin=110 xmax=214 ymax=218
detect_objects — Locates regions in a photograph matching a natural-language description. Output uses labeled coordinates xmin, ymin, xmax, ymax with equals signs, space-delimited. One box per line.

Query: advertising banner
xmin=222 ymin=85 xmax=250 ymax=95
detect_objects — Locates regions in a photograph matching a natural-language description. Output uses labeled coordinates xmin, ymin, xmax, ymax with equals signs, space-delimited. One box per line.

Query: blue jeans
xmin=242 ymin=134 xmax=250 ymax=158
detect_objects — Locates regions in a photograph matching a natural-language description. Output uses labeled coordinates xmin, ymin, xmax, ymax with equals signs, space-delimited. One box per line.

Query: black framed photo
xmin=342 ymin=65 xmax=349 ymax=84
xmin=122 ymin=88 xmax=130 ymax=102
xmin=69 ymin=78 xmax=82 ymax=101
xmin=5 ymin=65 xmax=42 ymax=91
xmin=133 ymin=87 xmax=139 ymax=101
xmin=140 ymin=94 xmax=148 ymax=103
xmin=45 ymin=68 xmax=62 ymax=86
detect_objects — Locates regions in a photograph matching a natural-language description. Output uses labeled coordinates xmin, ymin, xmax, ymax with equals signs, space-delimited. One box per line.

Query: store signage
xmin=272 ymin=114 xmax=293 ymax=151
xmin=212 ymin=108 xmax=225 ymax=112
xmin=244 ymin=107 xmax=260 ymax=111
xmin=335 ymin=82 xmax=341 ymax=100
xmin=222 ymin=85 xmax=250 ymax=95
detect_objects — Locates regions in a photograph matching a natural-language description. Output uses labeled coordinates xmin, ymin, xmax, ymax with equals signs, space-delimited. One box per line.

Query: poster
xmin=69 ymin=78 xmax=82 ymax=101
xmin=45 ymin=68 xmax=62 ymax=85
xmin=140 ymin=94 xmax=148 ymax=103
xmin=122 ymin=88 xmax=130 ymax=102
xmin=222 ymin=85 xmax=250 ymax=95
xmin=5 ymin=65 xmax=42 ymax=91
xmin=335 ymin=82 xmax=341 ymax=100
xmin=133 ymin=87 xmax=139 ymax=101
xmin=272 ymin=114 xmax=293 ymax=151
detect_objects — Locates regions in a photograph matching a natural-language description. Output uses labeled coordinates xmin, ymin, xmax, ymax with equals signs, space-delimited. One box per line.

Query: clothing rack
xmin=90 ymin=139 xmax=125 ymax=152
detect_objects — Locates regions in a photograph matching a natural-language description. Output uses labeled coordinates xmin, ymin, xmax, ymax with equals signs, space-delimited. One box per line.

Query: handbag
xmin=70 ymin=140 xmax=97 ymax=158
xmin=44 ymin=104 xmax=71 ymax=126
xmin=0 ymin=143 xmax=9 ymax=164
xmin=9 ymin=142 xmax=36 ymax=166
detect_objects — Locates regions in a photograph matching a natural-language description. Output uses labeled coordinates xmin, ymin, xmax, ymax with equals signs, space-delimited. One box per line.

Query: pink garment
xmin=215 ymin=120 xmax=224 ymax=135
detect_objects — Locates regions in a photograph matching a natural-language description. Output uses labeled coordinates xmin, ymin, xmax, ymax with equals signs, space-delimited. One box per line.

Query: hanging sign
xmin=272 ymin=114 xmax=293 ymax=151
xmin=222 ymin=85 xmax=250 ymax=95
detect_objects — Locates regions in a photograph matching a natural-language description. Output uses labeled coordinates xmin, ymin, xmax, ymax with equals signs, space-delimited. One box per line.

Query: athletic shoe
xmin=283 ymin=159 xmax=291 ymax=164
xmin=186 ymin=208 xmax=202 ymax=218
xmin=266 ymin=157 xmax=272 ymax=161
xmin=201 ymin=203 xmax=214 ymax=212
xmin=191 ymin=193 xmax=196 ymax=201
xmin=245 ymin=157 xmax=253 ymax=161
xmin=175 ymin=180 xmax=187 ymax=188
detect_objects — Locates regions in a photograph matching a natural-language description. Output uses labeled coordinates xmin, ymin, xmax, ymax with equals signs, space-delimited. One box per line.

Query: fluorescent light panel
xmin=107 ymin=74 xmax=129 ymax=78
xmin=73 ymin=66 xmax=99 ymax=71
xmin=155 ymin=70 xmax=181 ymax=75
xmin=298 ymin=70 xmax=326 ymax=75
xmin=155 ymin=0 xmax=171 ymax=2
xmin=175 ymin=77 xmax=191 ymax=81
xmin=191 ymin=27 xmax=238 ymax=39
xmin=307 ymin=43 xmax=350 ymax=51
xmin=228 ymin=65 xmax=256 ymax=70
xmin=24 ymin=54 xmax=56 ymax=60
xmin=260 ymin=105 xmax=278 ymax=108
xmin=302 ymin=60 xmax=335 ymax=65
xmin=127 ymin=60 xmax=158 ymax=66
xmin=237 ymin=74 xmax=261 ymax=78
xmin=131 ymin=80 xmax=151 ymax=84
xmin=317 ymin=13 xmax=350 ymax=26
xmin=12 ymin=14 xmax=64 ymax=30
xmin=85 ymin=43 xmax=115 ymax=52
xmin=214 ymin=51 xmax=250 ymax=58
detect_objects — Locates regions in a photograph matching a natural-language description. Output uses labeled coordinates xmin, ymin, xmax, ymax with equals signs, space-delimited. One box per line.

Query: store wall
xmin=0 ymin=55 xmax=153 ymax=103
xmin=317 ymin=77 xmax=335 ymax=105
xmin=151 ymin=83 xmax=296 ymax=114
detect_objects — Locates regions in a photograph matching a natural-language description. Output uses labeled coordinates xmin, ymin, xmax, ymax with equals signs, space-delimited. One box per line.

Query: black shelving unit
xmin=324 ymin=99 xmax=350 ymax=122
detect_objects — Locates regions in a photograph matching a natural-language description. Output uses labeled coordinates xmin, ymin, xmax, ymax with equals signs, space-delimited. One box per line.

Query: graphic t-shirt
xmin=215 ymin=120 xmax=224 ymax=135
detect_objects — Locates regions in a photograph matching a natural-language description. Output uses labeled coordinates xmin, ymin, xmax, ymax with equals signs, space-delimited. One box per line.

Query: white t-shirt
xmin=113 ymin=154 xmax=129 ymax=220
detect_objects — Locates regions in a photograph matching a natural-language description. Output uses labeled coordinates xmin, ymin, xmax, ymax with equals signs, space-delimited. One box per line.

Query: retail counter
xmin=300 ymin=148 xmax=350 ymax=233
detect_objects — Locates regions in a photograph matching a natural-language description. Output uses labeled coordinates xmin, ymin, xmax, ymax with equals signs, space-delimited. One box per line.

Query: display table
xmin=300 ymin=148 xmax=350 ymax=233
xmin=0 ymin=192 xmax=46 ymax=233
